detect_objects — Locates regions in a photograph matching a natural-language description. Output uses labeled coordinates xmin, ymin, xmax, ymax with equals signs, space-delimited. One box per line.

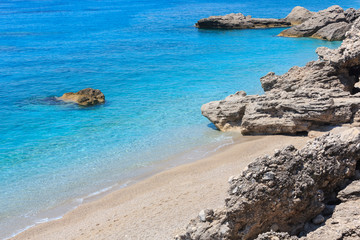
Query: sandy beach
xmin=11 ymin=134 xmax=310 ymax=240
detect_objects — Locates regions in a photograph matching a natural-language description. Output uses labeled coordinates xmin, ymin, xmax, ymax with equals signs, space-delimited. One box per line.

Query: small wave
xmin=4 ymin=182 xmax=132 ymax=240
xmin=4 ymin=215 xmax=63 ymax=240
xmin=83 ymin=186 xmax=114 ymax=199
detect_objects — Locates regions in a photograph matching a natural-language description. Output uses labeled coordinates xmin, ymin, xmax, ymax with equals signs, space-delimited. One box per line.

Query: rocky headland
xmin=196 ymin=5 xmax=360 ymax=41
xmin=201 ymin=17 xmax=360 ymax=135
xmin=279 ymin=5 xmax=360 ymax=41
xmin=57 ymin=88 xmax=105 ymax=106
xmin=176 ymin=6 xmax=360 ymax=240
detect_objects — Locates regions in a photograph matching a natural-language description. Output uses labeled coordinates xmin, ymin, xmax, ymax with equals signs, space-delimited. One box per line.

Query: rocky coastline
xmin=177 ymin=6 xmax=360 ymax=240
xmin=201 ymin=17 xmax=360 ymax=135
xmin=176 ymin=128 xmax=360 ymax=240
xmin=196 ymin=5 xmax=360 ymax=41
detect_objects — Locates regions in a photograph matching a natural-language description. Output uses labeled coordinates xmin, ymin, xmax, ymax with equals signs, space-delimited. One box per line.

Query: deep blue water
xmin=0 ymin=0 xmax=358 ymax=238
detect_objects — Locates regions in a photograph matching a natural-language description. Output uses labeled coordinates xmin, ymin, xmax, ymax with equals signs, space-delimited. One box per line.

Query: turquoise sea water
xmin=0 ymin=0 xmax=358 ymax=238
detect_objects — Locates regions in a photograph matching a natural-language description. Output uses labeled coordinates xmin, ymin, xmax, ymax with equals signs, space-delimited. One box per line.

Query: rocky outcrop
xmin=201 ymin=17 xmax=360 ymax=135
xmin=195 ymin=13 xmax=291 ymax=29
xmin=285 ymin=6 xmax=314 ymax=25
xmin=175 ymin=128 xmax=360 ymax=240
xmin=58 ymin=88 xmax=105 ymax=106
xmin=196 ymin=5 xmax=360 ymax=41
xmin=195 ymin=6 xmax=319 ymax=30
xmin=279 ymin=6 xmax=360 ymax=41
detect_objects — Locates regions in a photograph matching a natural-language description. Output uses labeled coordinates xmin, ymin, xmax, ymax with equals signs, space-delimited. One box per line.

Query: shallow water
xmin=0 ymin=0 xmax=357 ymax=238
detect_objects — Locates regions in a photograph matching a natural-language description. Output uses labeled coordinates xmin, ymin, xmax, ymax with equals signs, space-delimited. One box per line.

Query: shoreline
xmin=11 ymin=134 xmax=310 ymax=240
xmin=3 ymin=131 xmax=237 ymax=240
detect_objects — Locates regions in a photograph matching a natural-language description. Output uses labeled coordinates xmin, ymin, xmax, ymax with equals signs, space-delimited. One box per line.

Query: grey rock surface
xmin=312 ymin=21 xmax=351 ymax=41
xmin=175 ymin=128 xmax=360 ymax=240
xmin=285 ymin=6 xmax=314 ymax=25
xmin=202 ymin=17 xmax=360 ymax=134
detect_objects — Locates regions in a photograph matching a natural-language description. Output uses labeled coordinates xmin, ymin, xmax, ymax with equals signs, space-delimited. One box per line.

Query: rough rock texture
xmin=279 ymin=6 xmax=360 ymax=41
xmin=175 ymin=128 xmax=360 ymax=240
xmin=257 ymin=180 xmax=360 ymax=240
xmin=58 ymin=88 xmax=105 ymax=106
xmin=285 ymin=6 xmax=314 ymax=25
xmin=255 ymin=231 xmax=297 ymax=240
xmin=195 ymin=12 xmax=291 ymax=29
xmin=202 ymin=17 xmax=360 ymax=135
xmin=311 ymin=21 xmax=351 ymax=41
xmin=301 ymin=180 xmax=360 ymax=240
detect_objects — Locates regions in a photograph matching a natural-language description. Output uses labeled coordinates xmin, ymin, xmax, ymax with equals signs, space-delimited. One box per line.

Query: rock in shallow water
xmin=58 ymin=88 xmax=105 ymax=106
xmin=195 ymin=6 xmax=317 ymax=30
xmin=195 ymin=12 xmax=291 ymax=29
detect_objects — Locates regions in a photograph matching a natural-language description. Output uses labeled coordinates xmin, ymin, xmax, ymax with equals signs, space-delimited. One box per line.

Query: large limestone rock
xmin=311 ymin=21 xmax=351 ymax=41
xmin=58 ymin=88 xmax=105 ymax=106
xmin=285 ymin=6 xmax=314 ymax=25
xmin=202 ymin=17 xmax=360 ymax=135
xmin=279 ymin=5 xmax=360 ymax=41
xmin=176 ymin=128 xmax=360 ymax=240
xmin=195 ymin=13 xmax=290 ymax=29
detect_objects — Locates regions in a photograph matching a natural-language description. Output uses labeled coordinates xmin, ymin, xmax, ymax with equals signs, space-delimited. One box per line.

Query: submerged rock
xmin=279 ymin=5 xmax=360 ymax=41
xmin=58 ymin=88 xmax=105 ymax=106
xmin=202 ymin=17 xmax=360 ymax=135
xmin=176 ymin=128 xmax=360 ymax=240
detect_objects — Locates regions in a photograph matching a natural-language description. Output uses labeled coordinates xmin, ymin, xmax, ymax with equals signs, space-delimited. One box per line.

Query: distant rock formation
xmin=58 ymin=88 xmax=105 ymax=106
xmin=175 ymin=128 xmax=360 ymax=240
xmin=196 ymin=5 xmax=360 ymax=41
xmin=195 ymin=12 xmax=291 ymax=29
xmin=279 ymin=5 xmax=360 ymax=41
xmin=201 ymin=17 xmax=360 ymax=135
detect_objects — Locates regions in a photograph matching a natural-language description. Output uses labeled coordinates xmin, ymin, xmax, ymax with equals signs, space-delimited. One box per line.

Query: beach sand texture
xmin=12 ymin=135 xmax=309 ymax=240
